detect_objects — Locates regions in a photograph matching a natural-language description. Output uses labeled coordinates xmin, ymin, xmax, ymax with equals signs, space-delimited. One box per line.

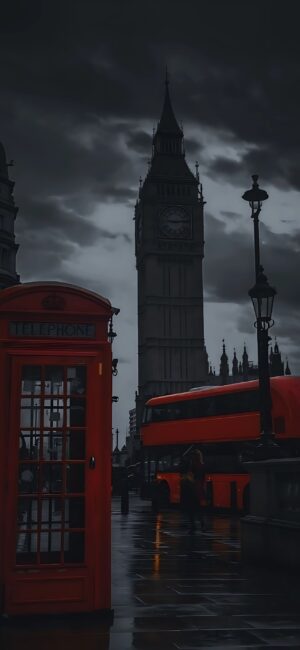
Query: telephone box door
xmin=4 ymin=354 xmax=106 ymax=614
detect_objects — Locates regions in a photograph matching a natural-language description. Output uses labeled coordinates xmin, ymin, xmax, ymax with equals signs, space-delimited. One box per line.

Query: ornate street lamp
xmin=242 ymin=174 xmax=268 ymax=280
xmin=243 ymin=177 xmax=281 ymax=459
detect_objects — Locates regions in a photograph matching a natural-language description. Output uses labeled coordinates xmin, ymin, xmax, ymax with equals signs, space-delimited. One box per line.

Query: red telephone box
xmin=0 ymin=282 xmax=117 ymax=616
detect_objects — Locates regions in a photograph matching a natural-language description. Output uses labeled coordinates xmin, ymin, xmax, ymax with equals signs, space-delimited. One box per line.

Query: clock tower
xmin=135 ymin=77 xmax=208 ymax=427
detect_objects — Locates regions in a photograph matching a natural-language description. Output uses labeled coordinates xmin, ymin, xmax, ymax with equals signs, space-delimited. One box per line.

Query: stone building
xmin=0 ymin=142 xmax=19 ymax=288
xmin=207 ymin=339 xmax=291 ymax=386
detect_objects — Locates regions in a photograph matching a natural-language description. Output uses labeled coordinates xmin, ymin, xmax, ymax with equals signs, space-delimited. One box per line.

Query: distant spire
xmin=156 ymin=70 xmax=183 ymax=135
xmin=269 ymin=336 xmax=284 ymax=376
xmin=232 ymin=348 xmax=239 ymax=376
xmin=285 ymin=358 xmax=291 ymax=375
xmin=221 ymin=339 xmax=227 ymax=357
xmin=242 ymin=343 xmax=249 ymax=380
xmin=220 ymin=339 xmax=229 ymax=383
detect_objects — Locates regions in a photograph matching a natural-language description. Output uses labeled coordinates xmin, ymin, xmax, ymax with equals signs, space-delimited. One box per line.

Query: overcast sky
xmin=1 ymin=1 xmax=299 ymax=446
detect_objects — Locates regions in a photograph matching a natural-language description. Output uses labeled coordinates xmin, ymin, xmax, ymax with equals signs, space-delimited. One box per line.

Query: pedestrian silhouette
xmin=180 ymin=449 xmax=206 ymax=533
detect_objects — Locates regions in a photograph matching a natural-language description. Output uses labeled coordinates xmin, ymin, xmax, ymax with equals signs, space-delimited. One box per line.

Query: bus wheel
xmin=242 ymin=484 xmax=250 ymax=514
xmin=157 ymin=482 xmax=170 ymax=510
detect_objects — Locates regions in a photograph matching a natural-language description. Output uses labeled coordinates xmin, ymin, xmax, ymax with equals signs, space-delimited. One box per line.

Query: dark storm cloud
xmin=18 ymin=197 xmax=101 ymax=245
xmin=204 ymin=214 xmax=300 ymax=313
xmin=204 ymin=214 xmax=253 ymax=303
xmin=184 ymin=138 xmax=203 ymax=156
xmin=17 ymin=230 xmax=76 ymax=281
xmin=206 ymin=147 xmax=297 ymax=190
xmin=126 ymin=131 xmax=153 ymax=155
xmin=17 ymin=193 xmax=132 ymax=283
xmin=204 ymin=213 xmax=300 ymax=367
xmin=1 ymin=3 xmax=299 ymax=149
xmin=0 ymin=0 xmax=299 ymax=249
xmin=6 ymin=107 xmax=138 ymax=206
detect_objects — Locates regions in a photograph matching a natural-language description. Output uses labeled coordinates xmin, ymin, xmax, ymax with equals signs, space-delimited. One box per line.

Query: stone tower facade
xmin=0 ymin=143 xmax=19 ymax=288
xmin=135 ymin=79 xmax=208 ymax=426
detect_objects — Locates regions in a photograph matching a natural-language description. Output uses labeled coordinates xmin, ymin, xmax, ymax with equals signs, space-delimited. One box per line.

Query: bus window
xmin=144 ymin=389 xmax=260 ymax=424
xmin=157 ymin=455 xmax=172 ymax=471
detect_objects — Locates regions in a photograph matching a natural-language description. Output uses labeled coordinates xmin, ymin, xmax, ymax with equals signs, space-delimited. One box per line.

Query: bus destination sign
xmin=9 ymin=322 xmax=96 ymax=338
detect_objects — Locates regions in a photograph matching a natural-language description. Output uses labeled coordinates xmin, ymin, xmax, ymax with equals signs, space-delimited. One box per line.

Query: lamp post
xmin=243 ymin=176 xmax=281 ymax=459
xmin=242 ymin=174 xmax=268 ymax=281
xmin=248 ymin=268 xmax=281 ymax=457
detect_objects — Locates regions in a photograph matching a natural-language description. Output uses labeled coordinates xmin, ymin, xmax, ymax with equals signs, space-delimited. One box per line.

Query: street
xmin=1 ymin=495 xmax=300 ymax=649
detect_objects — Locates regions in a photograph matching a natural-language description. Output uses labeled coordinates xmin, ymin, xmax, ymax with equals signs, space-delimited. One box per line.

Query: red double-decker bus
xmin=141 ymin=376 xmax=300 ymax=511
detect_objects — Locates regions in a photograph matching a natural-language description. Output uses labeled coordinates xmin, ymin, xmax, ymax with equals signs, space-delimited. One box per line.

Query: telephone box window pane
xmin=67 ymin=367 xmax=86 ymax=395
xmin=18 ymin=497 xmax=38 ymax=529
xmin=19 ymin=464 xmax=39 ymax=494
xmin=64 ymin=497 xmax=85 ymax=528
xmin=67 ymin=399 xmax=86 ymax=426
xmin=66 ymin=430 xmax=85 ymax=459
xmin=21 ymin=366 xmax=41 ymax=394
xmin=40 ymin=527 xmax=62 ymax=564
xmin=16 ymin=532 xmax=38 ymax=564
xmin=64 ymin=532 xmax=84 ymax=563
xmin=44 ymin=398 xmax=64 ymax=428
xmin=42 ymin=432 xmax=63 ymax=460
xmin=66 ymin=464 xmax=85 ymax=493
xmin=19 ymin=432 xmax=40 ymax=460
xmin=20 ymin=399 xmax=41 ymax=428
xmin=40 ymin=531 xmax=61 ymax=553
xmin=45 ymin=366 xmax=64 ymax=395
xmin=41 ymin=498 xmax=63 ymax=529
xmin=41 ymin=464 xmax=63 ymax=494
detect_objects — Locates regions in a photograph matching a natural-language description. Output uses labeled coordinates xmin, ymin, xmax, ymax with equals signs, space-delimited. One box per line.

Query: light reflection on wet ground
xmin=1 ymin=496 xmax=300 ymax=649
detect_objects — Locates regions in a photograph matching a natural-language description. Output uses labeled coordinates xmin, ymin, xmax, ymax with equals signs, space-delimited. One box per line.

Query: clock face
xmin=159 ymin=207 xmax=191 ymax=238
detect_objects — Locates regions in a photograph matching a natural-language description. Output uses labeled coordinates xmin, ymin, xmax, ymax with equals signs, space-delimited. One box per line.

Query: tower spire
xmin=156 ymin=70 xmax=182 ymax=136
xmin=285 ymin=358 xmax=291 ymax=375
xmin=220 ymin=339 xmax=229 ymax=384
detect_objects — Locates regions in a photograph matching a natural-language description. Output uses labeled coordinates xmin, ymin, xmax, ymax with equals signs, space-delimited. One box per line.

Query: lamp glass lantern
xmin=242 ymin=174 xmax=269 ymax=211
xmin=248 ymin=268 xmax=276 ymax=324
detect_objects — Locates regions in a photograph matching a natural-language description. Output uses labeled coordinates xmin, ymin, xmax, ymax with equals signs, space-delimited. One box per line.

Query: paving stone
xmin=1 ymin=495 xmax=300 ymax=649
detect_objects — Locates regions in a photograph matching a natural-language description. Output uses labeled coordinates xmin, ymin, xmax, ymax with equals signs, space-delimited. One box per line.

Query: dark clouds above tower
xmin=1 ymin=0 xmax=299 ymax=438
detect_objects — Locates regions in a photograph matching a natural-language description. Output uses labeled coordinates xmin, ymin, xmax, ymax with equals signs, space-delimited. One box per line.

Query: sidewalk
xmin=1 ymin=495 xmax=300 ymax=649
xmin=111 ymin=496 xmax=300 ymax=649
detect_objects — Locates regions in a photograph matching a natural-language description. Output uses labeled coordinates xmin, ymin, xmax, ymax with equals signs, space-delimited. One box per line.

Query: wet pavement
xmin=1 ymin=495 xmax=300 ymax=648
